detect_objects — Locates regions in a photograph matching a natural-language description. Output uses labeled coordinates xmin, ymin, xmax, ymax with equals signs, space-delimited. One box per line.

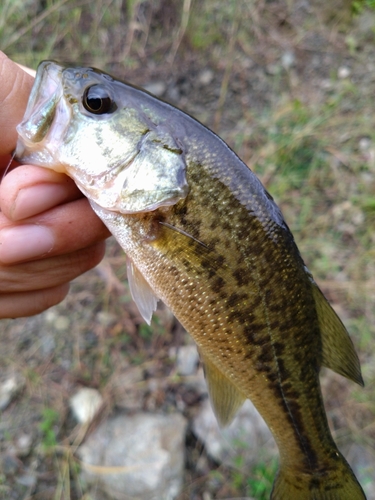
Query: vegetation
xmin=1 ymin=0 xmax=375 ymax=498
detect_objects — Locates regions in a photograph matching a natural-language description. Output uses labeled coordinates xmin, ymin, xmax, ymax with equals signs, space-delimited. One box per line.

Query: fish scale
xmin=15 ymin=61 xmax=366 ymax=499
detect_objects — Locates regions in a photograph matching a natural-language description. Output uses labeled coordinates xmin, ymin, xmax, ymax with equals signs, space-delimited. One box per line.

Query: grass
xmin=2 ymin=0 xmax=375 ymax=498
xmin=247 ymin=460 xmax=279 ymax=499
xmin=39 ymin=407 xmax=60 ymax=450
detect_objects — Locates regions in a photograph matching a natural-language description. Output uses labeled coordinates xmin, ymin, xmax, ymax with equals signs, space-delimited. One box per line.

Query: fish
xmin=15 ymin=61 xmax=366 ymax=499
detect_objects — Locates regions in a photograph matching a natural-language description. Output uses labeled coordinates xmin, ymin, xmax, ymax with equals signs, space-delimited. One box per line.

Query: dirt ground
xmin=1 ymin=1 xmax=375 ymax=498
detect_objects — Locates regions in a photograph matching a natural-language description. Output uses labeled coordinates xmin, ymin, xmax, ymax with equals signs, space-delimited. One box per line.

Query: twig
xmin=213 ymin=5 xmax=240 ymax=131
xmin=167 ymin=0 xmax=192 ymax=65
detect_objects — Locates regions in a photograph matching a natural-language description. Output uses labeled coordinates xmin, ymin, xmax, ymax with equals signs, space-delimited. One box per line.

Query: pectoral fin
xmin=312 ymin=284 xmax=364 ymax=386
xmin=126 ymin=257 xmax=158 ymax=325
xmin=201 ymin=352 xmax=246 ymax=427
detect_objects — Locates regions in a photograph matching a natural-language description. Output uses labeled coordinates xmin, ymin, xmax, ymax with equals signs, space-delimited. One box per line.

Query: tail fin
xmin=271 ymin=459 xmax=366 ymax=500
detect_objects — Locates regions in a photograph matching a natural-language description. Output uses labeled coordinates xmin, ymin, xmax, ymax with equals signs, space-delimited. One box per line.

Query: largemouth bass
xmin=15 ymin=61 xmax=366 ymax=499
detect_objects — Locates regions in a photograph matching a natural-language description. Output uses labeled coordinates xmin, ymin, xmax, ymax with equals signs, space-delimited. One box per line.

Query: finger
xmin=15 ymin=63 xmax=36 ymax=78
xmin=0 ymin=164 xmax=82 ymax=221
xmin=0 ymin=240 xmax=106 ymax=294
xmin=0 ymin=284 xmax=70 ymax=319
xmin=0 ymin=197 xmax=110 ymax=264
xmin=0 ymin=51 xmax=34 ymax=156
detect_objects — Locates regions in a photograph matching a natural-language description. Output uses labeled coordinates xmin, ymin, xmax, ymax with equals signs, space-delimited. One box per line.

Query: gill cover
xmin=117 ymin=125 xmax=189 ymax=213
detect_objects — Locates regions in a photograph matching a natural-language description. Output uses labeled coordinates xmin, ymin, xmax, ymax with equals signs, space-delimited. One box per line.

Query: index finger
xmin=0 ymin=51 xmax=35 ymax=156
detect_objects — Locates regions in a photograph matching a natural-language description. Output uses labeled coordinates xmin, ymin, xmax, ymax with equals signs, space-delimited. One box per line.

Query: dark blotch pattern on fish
xmin=157 ymin=165 xmax=333 ymax=475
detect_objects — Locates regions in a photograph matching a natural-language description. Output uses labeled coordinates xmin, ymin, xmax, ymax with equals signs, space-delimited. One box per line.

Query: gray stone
xmin=170 ymin=344 xmax=200 ymax=376
xmin=192 ymin=398 xmax=276 ymax=468
xmin=14 ymin=433 xmax=33 ymax=457
xmin=97 ymin=311 xmax=117 ymax=327
xmin=338 ymin=66 xmax=351 ymax=79
xmin=198 ymin=69 xmax=214 ymax=86
xmin=16 ymin=473 xmax=37 ymax=488
xmin=79 ymin=412 xmax=187 ymax=500
xmin=0 ymin=374 xmax=25 ymax=411
xmin=1 ymin=453 xmax=20 ymax=475
xmin=143 ymin=81 xmax=167 ymax=97
xmin=281 ymin=51 xmax=296 ymax=70
xmin=182 ymin=367 xmax=209 ymax=396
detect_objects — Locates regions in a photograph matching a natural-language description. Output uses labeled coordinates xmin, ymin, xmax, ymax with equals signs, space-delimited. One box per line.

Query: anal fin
xmin=126 ymin=256 xmax=159 ymax=325
xmin=201 ymin=352 xmax=246 ymax=427
xmin=312 ymin=283 xmax=364 ymax=386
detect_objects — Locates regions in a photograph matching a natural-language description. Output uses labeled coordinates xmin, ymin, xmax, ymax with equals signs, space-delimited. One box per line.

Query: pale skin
xmin=0 ymin=51 xmax=110 ymax=318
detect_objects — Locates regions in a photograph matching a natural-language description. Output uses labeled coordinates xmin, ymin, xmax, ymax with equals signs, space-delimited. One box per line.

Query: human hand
xmin=0 ymin=52 xmax=110 ymax=318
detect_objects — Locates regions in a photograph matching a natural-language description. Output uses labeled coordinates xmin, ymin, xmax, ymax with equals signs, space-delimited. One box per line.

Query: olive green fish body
xmin=93 ymin=147 xmax=362 ymax=497
xmin=15 ymin=62 xmax=366 ymax=499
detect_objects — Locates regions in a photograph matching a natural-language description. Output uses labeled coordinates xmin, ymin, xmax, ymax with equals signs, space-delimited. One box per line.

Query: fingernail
xmin=0 ymin=225 xmax=54 ymax=263
xmin=12 ymin=184 xmax=69 ymax=221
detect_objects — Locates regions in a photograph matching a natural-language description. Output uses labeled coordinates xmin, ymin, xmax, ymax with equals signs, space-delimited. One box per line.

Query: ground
xmin=1 ymin=1 xmax=375 ymax=499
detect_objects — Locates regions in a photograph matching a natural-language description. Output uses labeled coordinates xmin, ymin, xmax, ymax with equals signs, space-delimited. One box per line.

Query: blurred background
xmin=1 ymin=0 xmax=375 ymax=498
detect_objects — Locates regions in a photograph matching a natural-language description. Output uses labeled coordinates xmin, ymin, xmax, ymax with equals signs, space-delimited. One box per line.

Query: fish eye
xmin=82 ymin=85 xmax=117 ymax=114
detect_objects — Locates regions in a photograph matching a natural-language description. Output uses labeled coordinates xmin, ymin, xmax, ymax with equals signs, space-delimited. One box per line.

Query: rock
xmin=14 ymin=433 xmax=33 ymax=457
xmin=1 ymin=453 xmax=20 ymax=475
xmin=198 ymin=69 xmax=214 ymax=86
xmin=96 ymin=311 xmax=117 ymax=327
xmin=359 ymin=137 xmax=371 ymax=151
xmin=170 ymin=344 xmax=200 ymax=376
xmin=45 ymin=310 xmax=70 ymax=331
xmin=338 ymin=66 xmax=350 ymax=79
xmin=192 ymin=399 xmax=276 ymax=468
xmin=281 ymin=50 xmax=295 ymax=70
xmin=0 ymin=374 xmax=25 ymax=411
xmin=79 ymin=412 xmax=187 ymax=500
xmin=143 ymin=81 xmax=167 ymax=97
xmin=183 ymin=366 xmax=209 ymax=396
xmin=70 ymin=388 xmax=103 ymax=424
xmin=54 ymin=315 xmax=70 ymax=331
xmin=16 ymin=473 xmax=37 ymax=489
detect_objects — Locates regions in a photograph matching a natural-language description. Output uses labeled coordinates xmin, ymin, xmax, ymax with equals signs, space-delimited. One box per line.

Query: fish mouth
xmin=15 ymin=61 xmax=71 ymax=172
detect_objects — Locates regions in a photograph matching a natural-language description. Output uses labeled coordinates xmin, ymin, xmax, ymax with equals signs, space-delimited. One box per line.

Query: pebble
xmin=143 ymin=81 xmax=167 ymax=97
xmin=15 ymin=433 xmax=33 ymax=457
xmin=1 ymin=453 xmax=20 ymax=475
xmin=55 ymin=316 xmax=70 ymax=331
xmin=70 ymin=388 xmax=103 ymax=424
xmin=198 ymin=69 xmax=214 ymax=86
xmin=338 ymin=66 xmax=351 ymax=79
xmin=0 ymin=374 xmax=25 ymax=411
xmin=359 ymin=137 xmax=371 ymax=151
xmin=96 ymin=311 xmax=117 ymax=327
xmin=16 ymin=473 xmax=37 ymax=488
xmin=281 ymin=50 xmax=296 ymax=69
xmin=41 ymin=335 xmax=56 ymax=356
xmin=170 ymin=344 xmax=200 ymax=376
xmin=44 ymin=310 xmax=70 ymax=331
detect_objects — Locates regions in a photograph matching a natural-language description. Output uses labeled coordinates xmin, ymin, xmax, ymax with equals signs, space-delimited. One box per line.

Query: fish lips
xmin=15 ymin=61 xmax=71 ymax=172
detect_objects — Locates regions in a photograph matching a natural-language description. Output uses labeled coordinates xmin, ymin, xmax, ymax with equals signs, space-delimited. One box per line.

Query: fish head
xmin=16 ymin=61 xmax=188 ymax=213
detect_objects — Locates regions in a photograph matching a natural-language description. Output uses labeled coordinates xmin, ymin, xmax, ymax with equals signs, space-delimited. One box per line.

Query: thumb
xmin=0 ymin=51 xmax=35 ymax=156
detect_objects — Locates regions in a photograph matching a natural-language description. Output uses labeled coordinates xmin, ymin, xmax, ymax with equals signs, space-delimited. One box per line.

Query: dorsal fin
xmin=312 ymin=283 xmax=364 ymax=386
xmin=200 ymin=351 xmax=246 ymax=427
xmin=126 ymin=256 xmax=158 ymax=325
